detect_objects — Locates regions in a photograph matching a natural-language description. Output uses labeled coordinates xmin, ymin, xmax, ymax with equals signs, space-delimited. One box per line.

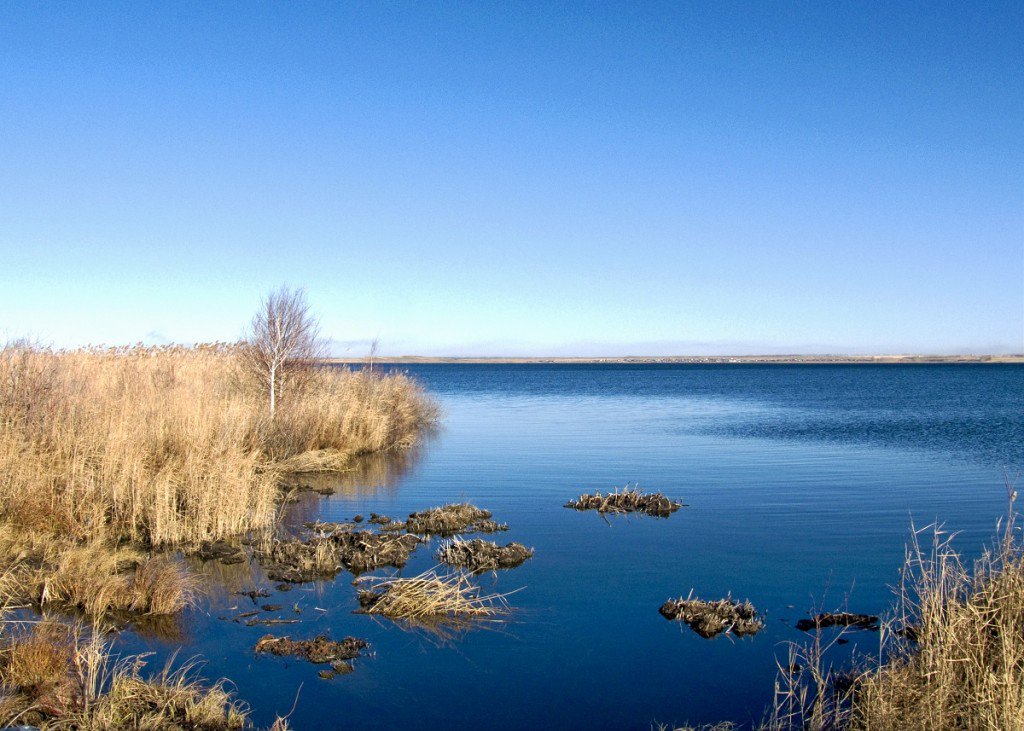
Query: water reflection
xmin=279 ymin=445 xmax=429 ymax=531
xmin=279 ymin=443 xmax=428 ymax=497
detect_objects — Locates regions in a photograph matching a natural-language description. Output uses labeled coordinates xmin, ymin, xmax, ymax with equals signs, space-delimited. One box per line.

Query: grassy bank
xmin=0 ymin=577 xmax=286 ymax=729
xmin=846 ymin=516 xmax=1024 ymax=729
xmin=0 ymin=342 xmax=436 ymax=727
xmin=672 ymin=505 xmax=1024 ymax=730
xmin=0 ymin=343 xmax=436 ymax=610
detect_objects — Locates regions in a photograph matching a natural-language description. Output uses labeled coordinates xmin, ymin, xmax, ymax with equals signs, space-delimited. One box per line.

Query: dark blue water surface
xmin=126 ymin=364 xmax=1023 ymax=730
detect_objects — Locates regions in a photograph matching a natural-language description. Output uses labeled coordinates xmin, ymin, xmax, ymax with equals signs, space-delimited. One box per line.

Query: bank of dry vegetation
xmin=0 ymin=337 xmax=435 ymax=728
xmin=0 ymin=564 xmax=298 ymax=730
xmin=670 ymin=510 xmax=1024 ymax=731
xmin=0 ymin=344 xmax=436 ymax=546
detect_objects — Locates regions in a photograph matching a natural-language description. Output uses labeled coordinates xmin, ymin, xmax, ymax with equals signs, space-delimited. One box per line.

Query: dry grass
xmin=765 ymin=494 xmax=1024 ymax=731
xmin=0 ymin=613 xmax=257 ymax=730
xmin=846 ymin=518 xmax=1024 ymax=730
xmin=1 ymin=620 xmax=76 ymax=694
xmin=61 ymin=655 xmax=250 ymax=731
xmin=565 ymin=484 xmax=683 ymax=517
xmin=35 ymin=546 xmax=195 ymax=617
xmin=356 ymin=568 xmax=511 ymax=621
xmin=0 ymin=343 xmax=437 ymax=548
xmin=0 ymin=343 xmax=436 ymax=618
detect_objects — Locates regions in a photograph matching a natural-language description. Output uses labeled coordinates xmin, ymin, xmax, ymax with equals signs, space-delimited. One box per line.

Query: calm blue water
xmin=126 ymin=364 xmax=1023 ymax=730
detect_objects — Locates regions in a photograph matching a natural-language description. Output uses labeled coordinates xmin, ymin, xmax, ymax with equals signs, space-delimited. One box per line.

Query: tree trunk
xmin=269 ymin=363 xmax=277 ymax=416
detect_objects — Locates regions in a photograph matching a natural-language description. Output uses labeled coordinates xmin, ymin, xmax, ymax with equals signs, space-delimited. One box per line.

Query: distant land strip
xmin=325 ymin=354 xmax=1024 ymax=365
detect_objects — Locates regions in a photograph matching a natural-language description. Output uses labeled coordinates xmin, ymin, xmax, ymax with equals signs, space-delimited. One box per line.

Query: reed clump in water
xmin=565 ymin=484 xmax=683 ymax=517
xmin=767 ymin=498 xmax=1024 ymax=730
xmin=659 ymin=593 xmax=764 ymax=639
xmin=0 ymin=533 xmax=196 ymax=619
xmin=436 ymin=538 xmax=534 ymax=572
xmin=405 ymin=503 xmax=509 ymax=535
xmin=259 ymin=530 xmax=421 ymax=583
xmin=356 ymin=569 xmax=511 ymax=622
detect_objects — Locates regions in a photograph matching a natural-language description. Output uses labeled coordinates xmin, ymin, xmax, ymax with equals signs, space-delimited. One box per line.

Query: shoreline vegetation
xmin=665 ymin=497 xmax=1024 ymax=731
xmin=0 ymin=288 xmax=439 ymax=728
xmin=1 ymin=295 xmax=1020 ymax=728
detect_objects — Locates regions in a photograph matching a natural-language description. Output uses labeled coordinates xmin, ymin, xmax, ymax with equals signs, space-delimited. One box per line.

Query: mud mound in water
xmin=335 ymin=531 xmax=421 ymax=574
xmin=405 ymin=503 xmax=509 ymax=536
xmin=796 ymin=612 xmax=879 ymax=632
xmin=194 ymin=540 xmax=246 ymax=565
xmin=659 ymin=595 xmax=764 ymax=638
xmin=565 ymin=485 xmax=682 ymax=517
xmin=436 ymin=538 xmax=534 ymax=572
xmin=256 ymin=633 xmax=368 ymax=677
xmin=258 ymin=537 xmax=341 ymax=583
xmin=258 ymin=531 xmax=421 ymax=583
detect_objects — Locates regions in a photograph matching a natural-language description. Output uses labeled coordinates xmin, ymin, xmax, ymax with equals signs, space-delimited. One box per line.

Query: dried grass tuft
xmin=356 ymin=569 xmax=511 ymax=621
xmin=436 ymin=538 xmax=533 ymax=572
xmin=405 ymin=503 xmax=507 ymax=535
xmin=565 ymin=484 xmax=683 ymax=517
xmin=659 ymin=593 xmax=763 ymax=638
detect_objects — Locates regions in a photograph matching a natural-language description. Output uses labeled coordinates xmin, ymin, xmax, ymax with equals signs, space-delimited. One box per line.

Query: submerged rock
xmin=436 ymin=538 xmax=534 ymax=572
xmin=795 ymin=612 xmax=879 ymax=632
xmin=194 ymin=540 xmax=246 ymax=565
xmin=565 ymin=485 xmax=682 ymax=517
xmin=255 ymin=633 xmax=368 ymax=666
xmin=659 ymin=595 xmax=764 ymax=638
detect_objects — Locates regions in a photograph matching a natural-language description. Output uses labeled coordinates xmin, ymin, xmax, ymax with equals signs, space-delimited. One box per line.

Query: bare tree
xmin=366 ymin=337 xmax=380 ymax=374
xmin=242 ymin=286 xmax=325 ymax=416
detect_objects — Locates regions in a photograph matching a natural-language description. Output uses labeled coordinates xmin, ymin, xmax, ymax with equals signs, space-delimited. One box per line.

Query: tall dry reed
xmin=765 ymin=491 xmax=1024 ymax=730
xmin=847 ymin=516 xmax=1024 ymax=730
xmin=0 ymin=343 xmax=436 ymax=548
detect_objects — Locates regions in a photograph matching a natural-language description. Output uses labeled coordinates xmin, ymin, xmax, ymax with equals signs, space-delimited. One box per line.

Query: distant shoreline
xmin=326 ymin=354 xmax=1024 ymax=365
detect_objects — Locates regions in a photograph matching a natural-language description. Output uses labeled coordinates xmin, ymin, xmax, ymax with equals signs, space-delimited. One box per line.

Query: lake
xmin=124 ymin=363 xmax=1024 ymax=729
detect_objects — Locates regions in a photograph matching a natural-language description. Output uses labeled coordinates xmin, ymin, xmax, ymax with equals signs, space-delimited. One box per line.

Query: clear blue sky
xmin=2 ymin=2 xmax=1022 ymax=356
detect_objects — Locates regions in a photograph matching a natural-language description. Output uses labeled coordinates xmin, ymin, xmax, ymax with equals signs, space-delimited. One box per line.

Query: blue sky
xmin=2 ymin=2 xmax=1021 ymax=356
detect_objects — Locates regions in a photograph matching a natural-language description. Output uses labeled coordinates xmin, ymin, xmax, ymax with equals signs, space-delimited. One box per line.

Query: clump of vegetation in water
xmin=258 ymin=530 xmax=421 ymax=583
xmin=837 ymin=514 xmax=1024 ymax=730
xmin=565 ymin=484 xmax=683 ymax=517
xmin=255 ymin=634 xmax=368 ymax=677
xmin=356 ymin=569 xmax=512 ymax=622
xmin=405 ymin=503 xmax=509 ymax=535
xmin=436 ymin=538 xmax=534 ymax=572
xmin=659 ymin=594 xmax=764 ymax=638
